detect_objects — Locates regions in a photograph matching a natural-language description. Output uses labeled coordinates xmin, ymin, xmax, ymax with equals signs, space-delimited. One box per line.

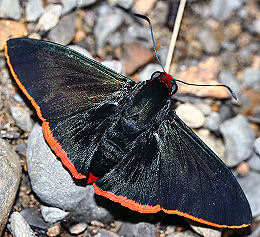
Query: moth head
xmin=150 ymin=71 xmax=178 ymax=96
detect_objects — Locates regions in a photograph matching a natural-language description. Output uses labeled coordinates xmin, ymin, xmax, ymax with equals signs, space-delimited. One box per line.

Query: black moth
xmin=5 ymin=37 xmax=252 ymax=228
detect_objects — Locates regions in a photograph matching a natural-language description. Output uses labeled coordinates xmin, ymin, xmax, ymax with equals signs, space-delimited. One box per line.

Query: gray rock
xmin=77 ymin=0 xmax=97 ymax=7
xmin=108 ymin=31 xmax=122 ymax=48
xmin=9 ymin=212 xmax=36 ymax=237
xmin=41 ymin=206 xmax=69 ymax=223
xmin=254 ymin=137 xmax=260 ymax=155
xmin=249 ymin=224 xmax=260 ymax=237
xmin=0 ymin=139 xmax=22 ymax=235
xmin=166 ymin=230 xmax=198 ymax=237
xmin=0 ymin=0 xmax=21 ymax=20
xmin=207 ymin=112 xmax=221 ymax=132
xmin=68 ymin=45 xmax=93 ymax=59
xmin=218 ymin=102 xmax=233 ymax=122
xmin=190 ymin=224 xmax=221 ymax=237
xmin=220 ymin=114 xmax=255 ymax=167
xmin=118 ymin=222 xmax=159 ymax=237
xmin=27 ymin=124 xmax=114 ymax=223
xmin=13 ymin=93 xmax=24 ymax=103
xmin=98 ymin=229 xmax=120 ymax=237
xmin=197 ymin=29 xmax=220 ymax=54
xmin=210 ymin=0 xmax=243 ymax=21
xmin=248 ymin=153 xmax=260 ymax=172
xmin=138 ymin=64 xmax=162 ymax=82
xmin=237 ymin=171 xmax=260 ymax=217
xmin=36 ymin=4 xmax=62 ymax=32
xmin=20 ymin=208 xmax=51 ymax=230
xmin=176 ymin=103 xmax=206 ymax=128
xmin=242 ymin=67 xmax=260 ymax=91
xmin=48 ymin=13 xmax=76 ymax=45
xmin=94 ymin=5 xmax=124 ymax=49
xmin=25 ymin=0 xmax=44 ymax=22
xmin=219 ymin=70 xmax=242 ymax=96
xmin=252 ymin=19 xmax=260 ymax=34
xmin=109 ymin=0 xmax=134 ymax=9
xmin=61 ymin=0 xmax=77 ymax=15
xmin=69 ymin=222 xmax=87 ymax=235
xmin=102 ymin=60 xmax=124 ymax=74
xmin=10 ymin=106 xmax=33 ymax=132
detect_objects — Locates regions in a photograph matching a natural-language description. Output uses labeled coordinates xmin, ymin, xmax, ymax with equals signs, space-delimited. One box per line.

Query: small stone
xmin=41 ymin=206 xmax=69 ymax=223
xmin=68 ymin=45 xmax=93 ymax=59
xmin=10 ymin=106 xmax=33 ymax=132
xmin=102 ymin=60 xmax=124 ymax=74
xmin=69 ymin=222 xmax=87 ymax=234
xmin=197 ymin=29 xmax=220 ymax=54
xmin=243 ymin=67 xmax=260 ymax=91
xmin=133 ymin=0 xmax=157 ymax=15
xmin=36 ymin=4 xmax=62 ymax=32
xmin=248 ymin=153 xmax=260 ymax=172
xmin=94 ymin=5 xmax=124 ymax=50
xmin=77 ymin=0 xmax=97 ymax=7
xmin=254 ymin=137 xmax=260 ymax=155
xmin=207 ymin=112 xmax=221 ymax=132
xmin=25 ymin=0 xmax=44 ymax=22
xmin=176 ymin=103 xmax=205 ymax=128
xmin=61 ymin=0 xmax=77 ymax=15
xmin=48 ymin=13 xmax=75 ymax=45
xmin=108 ymin=0 xmax=134 ymax=9
xmin=236 ymin=162 xmax=250 ymax=176
xmin=210 ymin=0 xmax=243 ymax=21
xmin=0 ymin=0 xmax=21 ymax=20
xmin=0 ymin=139 xmax=21 ymax=235
xmin=0 ymin=20 xmax=28 ymax=50
xmin=250 ymin=19 xmax=260 ymax=35
xmin=220 ymin=114 xmax=255 ymax=167
xmin=219 ymin=70 xmax=242 ymax=97
xmin=97 ymin=229 xmax=120 ymax=237
xmin=9 ymin=212 xmax=36 ymax=237
xmin=249 ymin=224 xmax=260 ymax=237
xmin=237 ymin=171 xmax=260 ymax=217
xmin=118 ymin=222 xmax=159 ymax=237
xmin=138 ymin=64 xmax=162 ymax=82
xmin=218 ymin=102 xmax=233 ymax=122
xmin=47 ymin=223 xmax=60 ymax=237
xmin=13 ymin=93 xmax=24 ymax=103
xmin=123 ymin=43 xmax=154 ymax=75
xmin=20 ymin=208 xmax=51 ymax=230
xmin=190 ymin=224 xmax=221 ymax=237
xmin=167 ymin=230 xmax=198 ymax=237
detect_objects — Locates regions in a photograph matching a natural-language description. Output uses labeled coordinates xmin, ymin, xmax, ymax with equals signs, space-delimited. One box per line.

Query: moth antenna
xmin=134 ymin=14 xmax=166 ymax=73
xmin=174 ymin=78 xmax=237 ymax=100
xmin=134 ymin=14 xmax=237 ymax=101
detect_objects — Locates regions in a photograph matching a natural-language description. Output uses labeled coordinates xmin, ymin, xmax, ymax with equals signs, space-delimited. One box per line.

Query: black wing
xmin=5 ymin=38 xmax=135 ymax=120
xmin=5 ymin=38 xmax=136 ymax=179
xmin=94 ymin=111 xmax=252 ymax=228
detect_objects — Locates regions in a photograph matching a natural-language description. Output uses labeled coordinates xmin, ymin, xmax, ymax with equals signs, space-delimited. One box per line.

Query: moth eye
xmin=151 ymin=71 xmax=162 ymax=79
xmin=171 ymin=82 xmax=178 ymax=95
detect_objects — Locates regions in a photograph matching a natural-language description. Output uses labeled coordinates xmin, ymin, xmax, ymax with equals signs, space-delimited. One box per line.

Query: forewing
xmin=5 ymin=38 xmax=135 ymax=121
xmin=93 ymin=111 xmax=252 ymax=228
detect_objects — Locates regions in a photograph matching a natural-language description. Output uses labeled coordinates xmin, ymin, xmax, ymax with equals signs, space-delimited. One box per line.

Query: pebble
xmin=40 ymin=206 xmax=69 ymax=223
xmin=249 ymin=225 xmax=260 ymax=237
xmin=13 ymin=93 xmax=24 ymax=103
xmin=237 ymin=171 xmax=260 ymax=217
xmin=210 ymin=0 xmax=243 ymax=21
xmin=167 ymin=230 xmax=198 ymax=237
xmin=20 ymin=208 xmax=51 ymax=230
xmin=123 ymin=43 xmax=154 ymax=75
xmin=218 ymin=70 xmax=242 ymax=97
xmin=48 ymin=13 xmax=76 ymax=45
xmin=108 ymin=0 xmax=135 ymax=9
xmin=69 ymin=222 xmax=87 ymax=235
xmin=0 ymin=20 xmax=28 ymax=50
xmin=218 ymin=102 xmax=233 ymax=122
xmin=9 ymin=212 xmax=36 ymax=237
xmin=138 ymin=63 xmax=163 ymax=82
xmin=10 ymin=106 xmax=33 ymax=132
xmin=175 ymin=103 xmax=206 ymax=128
xmin=25 ymin=0 xmax=44 ymax=22
xmin=102 ymin=60 xmax=124 ymax=74
xmin=242 ymin=67 xmax=260 ymax=92
xmin=207 ymin=112 xmax=221 ymax=132
xmin=36 ymin=4 xmax=62 ymax=32
xmin=95 ymin=229 xmax=120 ymax=237
xmin=220 ymin=114 xmax=255 ymax=167
xmin=94 ymin=5 xmax=124 ymax=50
xmin=0 ymin=0 xmax=21 ymax=20
xmin=26 ymin=124 xmax=114 ymax=223
xmin=61 ymin=0 xmax=77 ymax=15
xmin=0 ymin=139 xmax=22 ymax=235
xmin=254 ymin=137 xmax=260 ymax=155
xmin=133 ymin=0 xmax=157 ymax=15
xmin=118 ymin=222 xmax=159 ymax=237
xmin=251 ymin=19 xmax=260 ymax=35
xmin=47 ymin=223 xmax=60 ymax=237
xmin=190 ymin=224 xmax=221 ymax=237
xmin=68 ymin=45 xmax=93 ymax=59
xmin=77 ymin=0 xmax=97 ymax=8
xmin=197 ymin=29 xmax=220 ymax=54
